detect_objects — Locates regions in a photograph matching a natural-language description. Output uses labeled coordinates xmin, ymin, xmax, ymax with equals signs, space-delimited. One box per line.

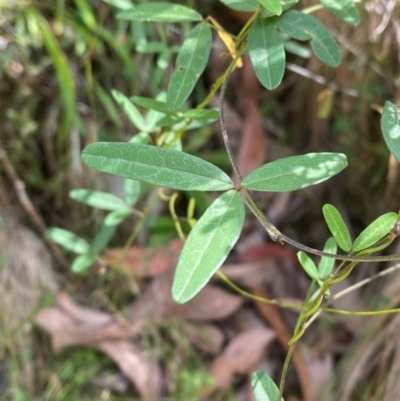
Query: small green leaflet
xmin=117 ymin=2 xmax=202 ymax=22
xmin=322 ymin=204 xmax=352 ymax=252
xmin=111 ymin=89 xmax=147 ymax=131
xmin=257 ymin=0 xmax=282 ymax=15
xmin=46 ymin=227 xmax=90 ymax=255
xmin=183 ymin=109 xmax=220 ymax=120
xmin=172 ymin=190 xmax=245 ymax=303
xmin=72 ymin=253 xmax=96 ymax=273
xmin=319 ymin=0 xmax=360 ymax=26
xmin=241 ymin=153 xmax=347 ymax=192
xmin=167 ymin=22 xmax=212 ymax=109
xmin=102 ymin=0 xmax=133 ymax=10
xmin=297 ymin=251 xmax=319 ymax=281
xmin=131 ymin=96 xmax=173 ymax=114
xmin=381 ymin=101 xmax=400 ymax=162
xmin=81 ymin=142 xmax=233 ymax=191
xmin=219 ymin=0 xmax=259 ymax=11
xmin=274 ymin=10 xmax=341 ymax=67
xmin=319 ymin=237 xmax=337 ymax=279
xmin=261 ymin=0 xmax=298 ymax=18
xmin=248 ymin=17 xmax=285 ymax=90
xmin=251 ymin=371 xmax=284 ymax=401
xmin=353 ymin=212 xmax=398 ymax=252
xmin=104 ymin=208 xmax=133 ymax=227
xmin=69 ymin=189 xmax=128 ymax=211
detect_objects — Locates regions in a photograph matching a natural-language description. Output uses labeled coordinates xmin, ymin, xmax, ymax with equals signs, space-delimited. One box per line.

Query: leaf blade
xmin=167 ymin=22 xmax=212 ymax=109
xmin=111 ymin=89 xmax=147 ymax=131
xmin=275 ymin=10 xmax=341 ymax=67
xmin=322 ymin=204 xmax=352 ymax=252
xmin=117 ymin=2 xmax=202 ymax=22
xmin=248 ymin=17 xmax=285 ymax=90
xmin=353 ymin=212 xmax=398 ymax=252
xmin=172 ymin=190 xmax=245 ymax=303
xmin=257 ymin=0 xmax=282 ymax=16
xmin=319 ymin=0 xmax=360 ymax=25
xmin=381 ymin=101 xmax=400 ymax=162
xmin=81 ymin=142 xmax=233 ymax=191
xmin=318 ymin=237 xmax=337 ymax=279
xmin=242 ymin=153 xmax=347 ymax=192
xmin=46 ymin=227 xmax=90 ymax=254
xmin=297 ymin=251 xmax=319 ymax=281
xmin=219 ymin=0 xmax=259 ymax=11
xmin=69 ymin=189 xmax=127 ymax=211
xmin=251 ymin=371 xmax=284 ymax=401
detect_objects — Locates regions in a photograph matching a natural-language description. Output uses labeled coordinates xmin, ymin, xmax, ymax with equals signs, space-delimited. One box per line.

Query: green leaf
xmin=183 ymin=109 xmax=220 ymax=120
xmin=167 ymin=22 xmax=212 ymax=109
xmin=124 ymin=179 xmax=141 ymax=206
xmin=104 ymin=208 xmax=133 ymax=226
xmin=381 ymin=101 xmax=400 ymax=162
xmin=319 ymin=0 xmax=360 ymax=25
xmin=129 ymin=132 xmax=150 ymax=144
xmin=172 ymin=190 xmax=245 ymax=303
xmin=71 ymin=253 xmax=96 ymax=274
xmin=261 ymin=0 xmax=298 ymax=17
xmin=353 ymin=212 xmax=398 ymax=252
xmin=242 ymin=153 xmax=347 ymax=192
xmin=322 ymin=204 xmax=352 ymax=252
xmin=91 ymin=223 xmax=117 ymax=253
xmin=117 ymin=2 xmax=202 ymax=22
xmin=81 ymin=142 xmax=234 ymax=191
xmin=318 ymin=237 xmax=337 ymax=279
xmin=251 ymin=371 xmax=284 ymax=401
xmin=111 ymin=89 xmax=147 ymax=131
xmin=46 ymin=227 xmax=90 ymax=254
xmin=258 ymin=0 xmax=282 ymax=16
xmin=102 ymin=0 xmax=133 ymax=10
xmin=297 ymin=251 xmax=319 ymax=280
xmin=219 ymin=0 xmax=259 ymax=11
xmin=155 ymin=114 xmax=186 ymax=127
xmin=131 ymin=96 xmax=173 ymax=114
xmin=248 ymin=17 xmax=285 ymax=90
xmin=275 ymin=10 xmax=341 ymax=67
xmin=283 ymin=40 xmax=311 ymax=58
xmin=70 ymin=189 xmax=127 ymax=211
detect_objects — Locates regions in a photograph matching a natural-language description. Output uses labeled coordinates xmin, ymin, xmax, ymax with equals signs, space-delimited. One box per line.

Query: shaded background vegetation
xmin=1 ymin=0 xmax=400 ymax=400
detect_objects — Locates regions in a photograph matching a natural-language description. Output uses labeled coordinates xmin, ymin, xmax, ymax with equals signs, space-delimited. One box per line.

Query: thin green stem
xmin=278 ymin=342 xmax=296 ymax=400
xmin=216 ymin=271 xmax=303 ymax=310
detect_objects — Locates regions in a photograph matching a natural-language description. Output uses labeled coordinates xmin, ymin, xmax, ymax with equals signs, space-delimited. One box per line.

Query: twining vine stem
xmin=219 ymin=73 xmax=400 ymax=263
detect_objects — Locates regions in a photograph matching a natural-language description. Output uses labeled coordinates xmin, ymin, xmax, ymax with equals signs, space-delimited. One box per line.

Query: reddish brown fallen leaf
xmin=97 ymin=340 xmax=162 ymax=399
xmin=129 ymin=271 xmax=243 ymax=322
xmin=211 ymin=327 xmax=276 ymax=389
xmin=35 ymin=298 xmax=161 ymax=399
xmin=104 ymin=239 xmax=183 ymax=278
xmin=56 ymin=291 xmax=112 ymax=326
xmin=35 ymin=306 xmax=134 ymax=351
xmin=181 ymin=322 xmax=224 ymax=354
xmin=236 ymin=54 xmax=266 ymax=178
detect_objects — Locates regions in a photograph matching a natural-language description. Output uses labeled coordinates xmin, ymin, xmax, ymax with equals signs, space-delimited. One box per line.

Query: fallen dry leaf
xmin=57 ymin=291 xmax=112 ymax=326
xmin=181 ymin=321 xmax=224 ymax=354
xmin=35 ymin=294 xmax=161 ymax=399
xmin=97 ymin=340 xmax=162 ymax=399
xmin=236 ymin=54 xmax=266 ymax=178
xmin=211 ymin=327 xmax=276 ymax=389
xmin=104 ymin=239 xmax=183 ymax=278
xmin=129 ymin=271 xmax=243 ymax=322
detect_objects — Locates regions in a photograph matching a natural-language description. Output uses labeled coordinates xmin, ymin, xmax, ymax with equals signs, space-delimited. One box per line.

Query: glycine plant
xmin=48 ymin=0 xmax=400 ymax=399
